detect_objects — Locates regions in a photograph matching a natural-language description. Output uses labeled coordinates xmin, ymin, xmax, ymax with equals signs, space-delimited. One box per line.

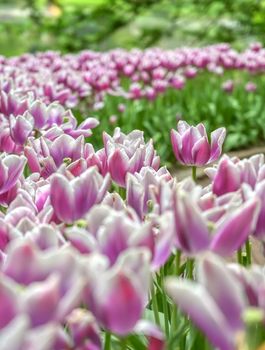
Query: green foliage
xmin=88 ymin=71 xmax=265 ymax=166
xmin=3 ymin=0 xmax=265 ymax=55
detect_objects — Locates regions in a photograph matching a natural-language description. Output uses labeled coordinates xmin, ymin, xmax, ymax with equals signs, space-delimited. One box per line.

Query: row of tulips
xmin=2 ymin=43 xmax=265 ymax=165
xmin=0 ymin=43 xmax=264 ymax=110
xmin=1 ymin=86 xmax=265 ymax=350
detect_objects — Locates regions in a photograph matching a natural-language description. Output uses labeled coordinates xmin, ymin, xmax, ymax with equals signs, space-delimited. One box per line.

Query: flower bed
xmin=0 ymin=77 xmax=265 ymax=349
xmin=1 ymin=43 xmax=265 ymax=164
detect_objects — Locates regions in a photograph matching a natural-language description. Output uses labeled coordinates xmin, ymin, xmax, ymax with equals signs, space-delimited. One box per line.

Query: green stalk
xmin=160 ymin=268 xmax=170 ymax=337
xmin=186 ymin=258 xmax=194 ymax=279
xmin=151 ymin=283 xmax=161 ymax=327
xmin=192 ymin=166 xmax=197 ymax=182
xmin=245 ymin=238 xmax=252 ymax=266
xmin=118 ymin=186 xmax=126 ymax=199
xmin=120 ymin=337 xmax=127 ymax=350
xmin=171 ymin=250 xmax=182 ymax=333
xmin=237 ymin=247 xmax=243 ymax=265
xmin=174 ymin=250 xmax=182 ymax=276
xmin=104 ymin=332 xmax=111 ymax=350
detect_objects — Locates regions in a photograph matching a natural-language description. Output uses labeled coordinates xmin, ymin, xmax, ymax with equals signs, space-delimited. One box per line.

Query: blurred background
xmin=1 ymin=0 xmax=265 ymax=56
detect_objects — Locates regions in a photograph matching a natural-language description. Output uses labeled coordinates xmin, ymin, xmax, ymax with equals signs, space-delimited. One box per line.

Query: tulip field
xmin=2 ymin=43 xmax=265 ymax=350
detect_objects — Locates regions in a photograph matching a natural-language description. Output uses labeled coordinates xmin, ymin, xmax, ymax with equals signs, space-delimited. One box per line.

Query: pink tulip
xmin=171 ymin=121 xmax=226 ymax=166
xmin=0 ymin=154 xmax=26 ymax=195
xmin=50 ymin=167 xmax=111 ymax=223
xmin=83 ymin=249 xmax=151 ymax=335
xmin=103 ymin=128 xmax=160 ymax=187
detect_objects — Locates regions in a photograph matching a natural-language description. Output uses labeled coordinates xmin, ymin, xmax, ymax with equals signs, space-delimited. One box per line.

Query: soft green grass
xmin=58 ymin=0 xmax=107 ymax=7
xmin=87 ymin=71 xmax=265 ymax=167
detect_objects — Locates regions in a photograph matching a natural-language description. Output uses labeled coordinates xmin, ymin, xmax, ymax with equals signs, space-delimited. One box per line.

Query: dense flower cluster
xmin=1 ymin=80 xmax=265 ymax=350
xmin=0 ymin=43 xmax=263 ymax=110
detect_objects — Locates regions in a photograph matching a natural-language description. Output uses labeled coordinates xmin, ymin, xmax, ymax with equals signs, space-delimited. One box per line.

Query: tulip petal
xmin=165 ymin=278 xmax=235 ymax=350
xmin=198 ymin=253 xmax=245 ymax=331
xmin=209 ymin=127 xmax=226 ymax=162
xmin=50 ymin=174 xmax=74 ymax=223
xmin=211 ymin=198 xmax=260 ymax=256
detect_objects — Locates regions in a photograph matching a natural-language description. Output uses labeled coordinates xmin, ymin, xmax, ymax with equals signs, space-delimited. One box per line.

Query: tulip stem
xmin=174 ymin=250 xmax=182 ymax=276
xmin=120 ymin=337 xmax=127 ymax=350
xmin=245 ymin=238 xmax=252 ymax=265
xmin=118 ymin=186 xmax=126 ymax=199
xmin=151 ymin=284 xmax=161 ymax=327
xmin=171 ymin=250 xmax=182 ymax=333
xmin=104 ymin=332 xmax=111 ymax=350
xmin=237 ymin=247 xmax=243 ymax=265
xmin=192 ymin=166 xmax=197 ymax=182
xmin=186 ymin=258 xmax=194 ymax=279
xmin=160 ymin=268 xmax=170 ymax=337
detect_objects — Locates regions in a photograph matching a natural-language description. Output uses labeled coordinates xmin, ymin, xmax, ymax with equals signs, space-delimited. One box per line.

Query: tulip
xmin=222 ymin=80 xmax=234 ymax=93
xmin=25 ymin=134 xmax=89 ymax=178
xmin=66 ymin=309 xmax=101 ymax=350
xmin=103 ymin=128 xmax=160 ymax=187
xmin=171 ymin=121 xmax=226 ymax=166
xmin=126 ymin=166 xmax=172 ymax=219
xmin=50 ymin=167 xmax=111 ymax=223
xmin=245 ymin=82 xmax=257 ymax=93
xmin=0 ymin=154 xmax=26 ymax=195
xmin=206 ymin=154 xmax=265 ymax=196
xmin=172 ymin=186 xmax=260 ymax=256
xmin=9 ymin=113 xmax=34 ymax=145
xmin=165 ymin=253 xmax=246 ymax=350
xmin=83 ymin=248 xmax=151 ymax=335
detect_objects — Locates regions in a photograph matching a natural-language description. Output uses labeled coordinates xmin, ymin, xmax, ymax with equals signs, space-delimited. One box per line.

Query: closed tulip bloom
xmin=245 ymin=82 xmax=257 ymax=93
xmin=171 ymin=121 xmax=226 ymax=166
xmin=50 ymin=167 xmax=111 ymax=223
xmin=84 ymin=248 xmax=151 ymax=336
xmin=66 ymin=309 xmax=101 ymax=350
xmin=222 ymin=80 xmax=234 ymax=93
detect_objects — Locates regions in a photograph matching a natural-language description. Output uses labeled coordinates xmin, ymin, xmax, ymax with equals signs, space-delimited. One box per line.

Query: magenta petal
xmin=0 ymin=277 xmax=18 ymax=328
xmin=22 ymin=275 xmax=60 ymax=326
xmin=212 ymin=157 xmax=241 ymax=196
xmin=165 ymin=278 xmax=235 ymax=350
xmin=0 ymin=315 xmax=29 ymax=350
xmin=0 ymin=155 xmax=26 ymax=194
xmin=134 ymin=320 xmax=165 ymax=350
xmin=10 ymin=115 xmax=33 ymax=145
xmin=254 ymin=180 xmax=265 ymax=238
xmin=192 ymin=136 xmax=211 ymax=166
xmin=198 ymin=254 xmax=245 ymax=331
xmin=100 ymin=273 xmax=143 ymax=335
xmin=210 ymin=198 xmax=260 ymax=256
xmin=126 ymin=173 xmax=144 ymax=219
xmin=181 ymin=127 xmax=201 ymax=164
xmin=24 ymin=147 xmax=41 ymax=173
xmin=73 ymin=169 xmax=98 ymax=217
xmin=30 ymin=100 xmax=48 ymax=129
xmin=108 ymin=149 xmax=129 ymax=187
xmin=49 ymin=134 xmax=75 ymax=166
xmin=177 ymin=120 xmax=190 ymax=135
xmin=173 ymin=192 xmax=210 ymax=254
xmin=50 ymin=174 xmax=74 ymax=223
xmin=209 ymin=127 xmax=226 ymax=162
xmin=170 ymin=129 xmax=184 ymax=164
